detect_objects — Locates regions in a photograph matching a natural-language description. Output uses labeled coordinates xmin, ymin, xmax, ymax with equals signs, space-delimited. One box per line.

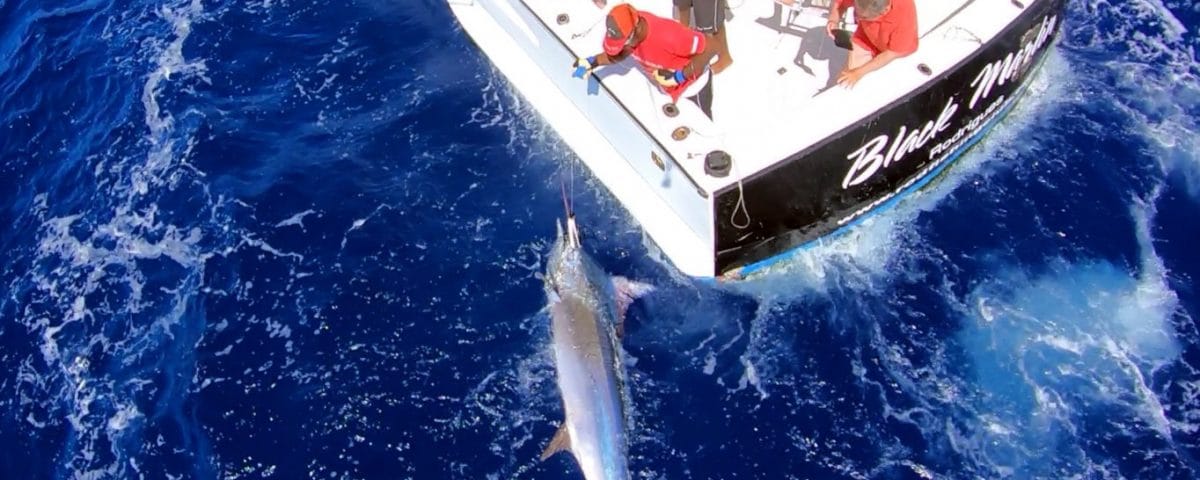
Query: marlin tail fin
xmin=540 ymin=424 xmax=571 ymax=461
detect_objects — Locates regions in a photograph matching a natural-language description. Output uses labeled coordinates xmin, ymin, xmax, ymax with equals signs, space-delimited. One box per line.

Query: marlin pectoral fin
xmin=612 ymin=276 xmax=655 ymax=325
xmin=540 ymin=423 xmax=571 ymax=461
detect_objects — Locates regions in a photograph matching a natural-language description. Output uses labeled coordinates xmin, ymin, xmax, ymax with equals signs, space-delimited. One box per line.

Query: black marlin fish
xmin=540 ymin=213 xmax=651 ymax=480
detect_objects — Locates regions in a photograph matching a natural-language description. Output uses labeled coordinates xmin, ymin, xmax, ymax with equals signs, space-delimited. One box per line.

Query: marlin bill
xmin=540 ymin=215 xmax=651 ymax=480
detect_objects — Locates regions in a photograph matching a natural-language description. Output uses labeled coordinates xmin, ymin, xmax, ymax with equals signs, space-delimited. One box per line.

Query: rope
xmin=570 ymin=13 xmax=605 ymax=39
xmin=639 ymin=70 xmax=749 ymax=230
xmin=728 ymin=158 xmax=751 ymax=229
xmin=947 ymin=26 xmax=983 ymax=45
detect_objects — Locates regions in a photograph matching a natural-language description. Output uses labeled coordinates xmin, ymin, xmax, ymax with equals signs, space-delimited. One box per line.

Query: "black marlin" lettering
xmin=840 ymin=14 xmax=1058 ymax=190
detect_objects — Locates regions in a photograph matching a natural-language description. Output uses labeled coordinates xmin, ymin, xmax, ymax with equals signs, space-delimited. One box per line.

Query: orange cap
xmin=603 ymin=4 xmax=639 ymax=56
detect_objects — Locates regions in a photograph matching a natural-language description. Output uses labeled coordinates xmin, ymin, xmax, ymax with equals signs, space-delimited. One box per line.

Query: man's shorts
xmin=673 ymin=0 xmax=726 ymax=34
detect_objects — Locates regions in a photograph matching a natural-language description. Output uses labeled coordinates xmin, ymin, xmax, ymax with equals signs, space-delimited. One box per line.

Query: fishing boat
xmin=447 ymin=0 xmax=1066 ymax=279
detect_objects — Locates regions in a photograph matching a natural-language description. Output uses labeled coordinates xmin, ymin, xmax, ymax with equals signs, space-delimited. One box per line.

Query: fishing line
xmin=560 ymin=169 xmax=573 ymax=218
xmin=682 ymin=122 xmax=723 ymax=139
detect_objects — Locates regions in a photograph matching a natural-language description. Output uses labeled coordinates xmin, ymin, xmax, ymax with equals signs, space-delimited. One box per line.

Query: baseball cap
xmin=602 ymin=4 xmax=639 ymax=56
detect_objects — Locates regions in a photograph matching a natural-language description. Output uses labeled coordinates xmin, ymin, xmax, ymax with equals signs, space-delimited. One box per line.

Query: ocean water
xmin=1 ymin=0 xmax=1197 ymax=478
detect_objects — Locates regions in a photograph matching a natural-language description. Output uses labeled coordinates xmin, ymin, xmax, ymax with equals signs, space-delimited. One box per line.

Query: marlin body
xmin=541 ymin=215 xmax=647 ymax=480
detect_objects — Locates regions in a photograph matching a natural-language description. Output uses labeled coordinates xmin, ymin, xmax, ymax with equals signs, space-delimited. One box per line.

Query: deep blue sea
xmin=2 ymin=0 xmax=1198 ymax=478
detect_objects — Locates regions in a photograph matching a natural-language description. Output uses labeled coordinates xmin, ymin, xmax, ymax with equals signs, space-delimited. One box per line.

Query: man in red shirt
xmin=573 ymin=3 xmax=719 ymax=118
xmin=826 ymin=0 xmax=918 ymax=88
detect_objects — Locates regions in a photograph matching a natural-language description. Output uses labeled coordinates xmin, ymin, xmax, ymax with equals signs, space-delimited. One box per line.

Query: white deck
xmin=534 ymin=0 xmax=1037 ymax=192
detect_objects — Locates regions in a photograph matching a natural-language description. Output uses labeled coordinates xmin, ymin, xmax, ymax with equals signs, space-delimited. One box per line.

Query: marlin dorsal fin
xmin=540 ymin=424 xmax=571 ymax=461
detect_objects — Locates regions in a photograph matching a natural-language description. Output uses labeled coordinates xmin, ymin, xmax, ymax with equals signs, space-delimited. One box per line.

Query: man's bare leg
xmin=675 ymin=6 xmax=691 ymax=27
xmin=712 ymin=28 xmax=733 ymax=74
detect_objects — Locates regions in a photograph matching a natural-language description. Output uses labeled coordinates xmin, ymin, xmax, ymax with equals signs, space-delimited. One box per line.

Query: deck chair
xmin=773 ymin=0 xmax=834 ymax=30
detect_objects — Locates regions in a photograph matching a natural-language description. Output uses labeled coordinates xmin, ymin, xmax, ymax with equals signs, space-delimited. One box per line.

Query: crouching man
xmin=827 ymin=0 xmax=918 ymax=88
xmin=574 ymin=3 xmax=719 ymax=119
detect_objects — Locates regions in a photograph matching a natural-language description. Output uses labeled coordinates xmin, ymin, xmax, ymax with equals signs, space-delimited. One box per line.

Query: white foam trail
xmin=137 ymin=0 xmax=209 ymax=196
xmin=16 ymin=1 xmax=221 ymax=477
xmin=1123 ymin=185 xmax=1181 ymax=361
xmin=1073 ymin=0 xmax=1200 ymax=196
xmin=274 ymin=209 xmax=317 ymax=229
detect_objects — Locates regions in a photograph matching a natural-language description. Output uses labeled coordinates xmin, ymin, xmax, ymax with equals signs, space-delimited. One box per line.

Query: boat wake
xmin=626 ymin=0 xmax=1200 ymax=476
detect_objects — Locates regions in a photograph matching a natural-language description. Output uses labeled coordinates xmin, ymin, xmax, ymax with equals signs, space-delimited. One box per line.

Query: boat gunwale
xmin=505 ymin=0 xmax=713 ymax=199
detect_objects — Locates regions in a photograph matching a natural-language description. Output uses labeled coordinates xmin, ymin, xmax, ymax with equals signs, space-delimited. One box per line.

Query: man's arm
xmin=681 ymin=33 xmax=718 ymax=80
xmin=574 ymin=49 xmax=631 ymax=77
xmin=837 ymin=49 xmax=902 ymax=87
xmin=826 ymin=0 xmax=853 ymax=36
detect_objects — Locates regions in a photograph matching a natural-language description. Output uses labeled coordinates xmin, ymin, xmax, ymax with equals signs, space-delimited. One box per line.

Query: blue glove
xmin=572 ymin=56 xmax=597 ymax=78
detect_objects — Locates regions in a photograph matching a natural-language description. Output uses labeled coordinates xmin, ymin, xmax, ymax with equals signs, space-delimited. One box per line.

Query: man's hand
xmin=572 ymin=56 xmax=597 ymax=78
xmin=826 ymin=12 xmax=841 ymax=37
xmin=837 ymin=67 xmax=866 ymax=88
xmin=653 ymin=69 xmax=684 ymax=87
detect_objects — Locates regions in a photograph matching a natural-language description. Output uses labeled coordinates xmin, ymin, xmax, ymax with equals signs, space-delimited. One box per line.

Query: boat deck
xmin=529 ymin=0 xmax=1033 ymax=193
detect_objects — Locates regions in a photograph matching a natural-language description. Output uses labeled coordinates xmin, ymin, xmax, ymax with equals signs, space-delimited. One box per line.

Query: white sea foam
xmin=951 ymin=198 xmax=1187 ymax=476
xmin=274 ymin=209 xmax=317 ymax=229
xmin=13 ymin=0 xmax=222 ymax=477
xmin=106 ymin=403 xmax=142 ymax=432
xmin=1122 ymin=185 xmax=1181 ymax=360
xmin=457 ymin=319 xmax=558 ymax=477
xmin=1082 ymin=0 xmax=1200 ymax=196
